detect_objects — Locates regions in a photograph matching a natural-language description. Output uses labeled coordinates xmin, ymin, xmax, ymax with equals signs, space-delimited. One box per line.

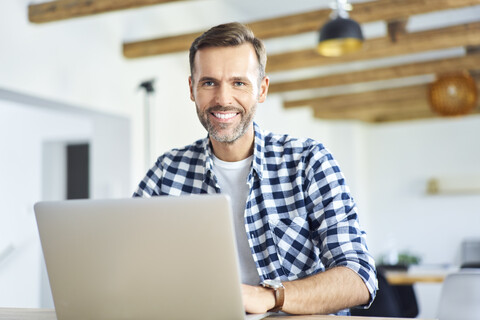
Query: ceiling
xmin=28 ymin=0 xmax=480 ymax=123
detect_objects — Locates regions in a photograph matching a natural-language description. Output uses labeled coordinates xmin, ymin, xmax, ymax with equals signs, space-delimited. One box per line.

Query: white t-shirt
xmin=212 ymin=154 xmax=260 ymax=285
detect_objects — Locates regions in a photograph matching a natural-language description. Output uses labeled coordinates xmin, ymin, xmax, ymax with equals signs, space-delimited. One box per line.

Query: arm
xmin=242 ymin=266 xmax=370 ymax=314
xmin=243 ymin=145 xmax=376 ymax=314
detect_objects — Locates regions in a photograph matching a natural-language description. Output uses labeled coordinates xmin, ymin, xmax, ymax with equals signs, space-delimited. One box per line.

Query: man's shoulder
xmin=159 ymin=138 xmax=207 ymax=163
xmin=255 ymin=126 xmax=336 ymax=166
xmin=262 ymin=130 xmax=325 ymax=154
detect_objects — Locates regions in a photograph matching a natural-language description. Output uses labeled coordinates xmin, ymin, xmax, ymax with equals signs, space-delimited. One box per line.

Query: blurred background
xmin=1 ymin=0 xmax=479 ymax=318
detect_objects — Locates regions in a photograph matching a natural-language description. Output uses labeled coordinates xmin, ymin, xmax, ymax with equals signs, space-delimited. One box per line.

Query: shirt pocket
xmin=268 ymin=216 xmax=319 ymax=279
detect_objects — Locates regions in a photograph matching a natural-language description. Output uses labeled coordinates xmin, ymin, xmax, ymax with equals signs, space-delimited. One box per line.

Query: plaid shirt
xmin=133 ymin=122 xmax=377 ymax=313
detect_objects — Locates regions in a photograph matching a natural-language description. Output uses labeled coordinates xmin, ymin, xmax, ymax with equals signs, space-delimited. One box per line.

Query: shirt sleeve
xmin=305 ymin=145 xmax=378 ymax=306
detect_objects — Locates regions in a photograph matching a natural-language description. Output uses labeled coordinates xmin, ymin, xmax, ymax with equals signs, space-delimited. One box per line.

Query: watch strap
xmin=262 ymin=281 xmax=285 ymax=312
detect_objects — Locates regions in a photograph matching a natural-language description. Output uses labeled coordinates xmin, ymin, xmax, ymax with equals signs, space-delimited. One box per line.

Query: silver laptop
xmin=34 ymin=195 xmax=268 ymax=320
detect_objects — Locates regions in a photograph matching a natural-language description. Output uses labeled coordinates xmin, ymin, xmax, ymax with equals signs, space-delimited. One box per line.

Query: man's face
xmin=189 ymin=43 xmax=268 ymax=144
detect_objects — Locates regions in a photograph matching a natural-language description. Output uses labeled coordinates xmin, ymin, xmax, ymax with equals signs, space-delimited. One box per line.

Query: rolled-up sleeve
xmin=306 ymin=147 xmax=377 ymax=306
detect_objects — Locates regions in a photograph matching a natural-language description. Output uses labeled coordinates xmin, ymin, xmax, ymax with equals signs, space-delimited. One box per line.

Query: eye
xmin=234 ymin=81 xmax=246 ymax=87
xmin=202 ymin=81 xmax=215 ymax=87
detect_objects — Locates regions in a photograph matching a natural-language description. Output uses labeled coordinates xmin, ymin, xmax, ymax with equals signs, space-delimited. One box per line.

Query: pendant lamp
xmin=428 ymin=72 xmax=478 ymax=116
xmin=317 ymin=0 xmax=364 ymax=57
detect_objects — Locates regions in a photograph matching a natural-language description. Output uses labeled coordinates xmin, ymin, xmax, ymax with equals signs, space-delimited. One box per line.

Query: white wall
xmin=365 ymin=117 xmax=480 ymax=264
xmin=0 ymin=91 xmax=132 ymax=307
xmin=0 ymin=99 xmax=93 ymax=307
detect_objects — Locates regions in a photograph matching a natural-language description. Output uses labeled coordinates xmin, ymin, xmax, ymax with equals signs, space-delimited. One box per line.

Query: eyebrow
xmin=232 ymin=76 xmax=251 ymax=83
xmin=197 ymin=76 xmax=251 ymax=83
xmin=198 ymin=76 xmax=217 ymax=83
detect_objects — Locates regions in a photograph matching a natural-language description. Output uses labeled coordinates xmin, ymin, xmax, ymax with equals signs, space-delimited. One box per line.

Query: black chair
xmin=351 ymin=267 xmax=418 ymax=318
xmin=394 ymin=284 xmax=419 ymax=318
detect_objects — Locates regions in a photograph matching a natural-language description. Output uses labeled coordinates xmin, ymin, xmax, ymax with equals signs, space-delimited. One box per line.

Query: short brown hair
xmin=189 ymin=22 xmax=267 ymax=80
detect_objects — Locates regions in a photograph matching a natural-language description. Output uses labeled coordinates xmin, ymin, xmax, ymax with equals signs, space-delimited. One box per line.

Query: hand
xmin=241 ymin=284 xmax=275 ymax=314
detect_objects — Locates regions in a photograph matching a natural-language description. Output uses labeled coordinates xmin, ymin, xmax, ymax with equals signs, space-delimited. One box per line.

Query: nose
xmin=214 ymin=84 xmax=233 ymax=106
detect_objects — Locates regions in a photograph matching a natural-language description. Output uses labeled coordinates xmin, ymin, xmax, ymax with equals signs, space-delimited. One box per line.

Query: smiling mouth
xmin=211 ymin=112 xmax=238 ymax=120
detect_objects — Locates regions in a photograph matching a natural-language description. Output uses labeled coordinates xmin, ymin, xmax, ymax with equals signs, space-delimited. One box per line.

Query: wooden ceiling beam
xmin=269 ymin=53 xmax=480 ymax=93
xmin=122 ymin=0 xmax=480 ymax=58
xmin=313 ymin=100 xmax=480 ymax=123
xmin=287 ymin=78 xmax=480 ymax=109
xmin=304 ymin=77 xmax=480 ymax=123
xmin=267 ymin=21 xmax=480 ymax=72
xmin=312 ymin=98 xmax=437 ymax=123
xmin=28 ymin=0 xmax=186 ymax=23
xmin=286 ymin=84 xmax=429 ymax=109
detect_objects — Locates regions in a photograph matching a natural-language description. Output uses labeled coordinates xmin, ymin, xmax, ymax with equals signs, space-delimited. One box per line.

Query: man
xmin=134 ymin=22 xmax=377 ymax=315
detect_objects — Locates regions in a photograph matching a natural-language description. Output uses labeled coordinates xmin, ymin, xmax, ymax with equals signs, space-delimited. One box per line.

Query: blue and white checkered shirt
xmin=133 ymin=122 xmax=377 ymax=313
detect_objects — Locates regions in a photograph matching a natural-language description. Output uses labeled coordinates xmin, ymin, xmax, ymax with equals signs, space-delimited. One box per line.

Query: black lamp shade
xmin=317 ymin=17 xmax=364 ymax=57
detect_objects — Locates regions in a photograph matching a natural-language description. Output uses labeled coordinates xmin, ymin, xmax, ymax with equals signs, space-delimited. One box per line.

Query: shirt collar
xmin=252 ymin=122 xmax=265 ymax=181
xmin=202 ymin=137 xmax=215 ymax=184
xmin=202 ymin=122 xmax=266 ymax=182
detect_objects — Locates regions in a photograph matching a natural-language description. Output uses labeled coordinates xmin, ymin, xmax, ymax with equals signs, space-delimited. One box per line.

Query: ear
xmin=188 ymin=76 xmax=195 ymax=102
xmin=258 ymin=76 xmax=269 ymax=103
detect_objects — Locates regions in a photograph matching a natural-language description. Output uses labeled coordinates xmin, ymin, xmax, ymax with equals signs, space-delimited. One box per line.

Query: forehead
xmin=192 ymin=43 xmax=259 ymax=78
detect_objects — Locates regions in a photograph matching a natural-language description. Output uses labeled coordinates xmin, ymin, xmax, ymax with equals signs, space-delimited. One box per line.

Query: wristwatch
xmin=261 ymin=279 xmax=285 ymax=312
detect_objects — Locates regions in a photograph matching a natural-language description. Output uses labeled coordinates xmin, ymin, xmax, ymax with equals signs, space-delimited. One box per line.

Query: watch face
xmin=263 ymin=279 xmax=282 ymax=289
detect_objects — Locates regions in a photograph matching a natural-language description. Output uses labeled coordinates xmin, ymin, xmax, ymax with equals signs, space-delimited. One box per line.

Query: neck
xmin=210 ymin=125 xmax=255 ymax=162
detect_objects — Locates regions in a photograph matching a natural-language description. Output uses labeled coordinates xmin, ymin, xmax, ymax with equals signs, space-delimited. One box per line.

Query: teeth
xmin=213 ymin=112 xmax=236 ymax=119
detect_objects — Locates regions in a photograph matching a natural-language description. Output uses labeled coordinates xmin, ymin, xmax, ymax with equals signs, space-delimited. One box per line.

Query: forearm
xmin=282 ymin=266 xmax=370 ymax=314
xmin=243 ymin=266 xmax=371 ymax=315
